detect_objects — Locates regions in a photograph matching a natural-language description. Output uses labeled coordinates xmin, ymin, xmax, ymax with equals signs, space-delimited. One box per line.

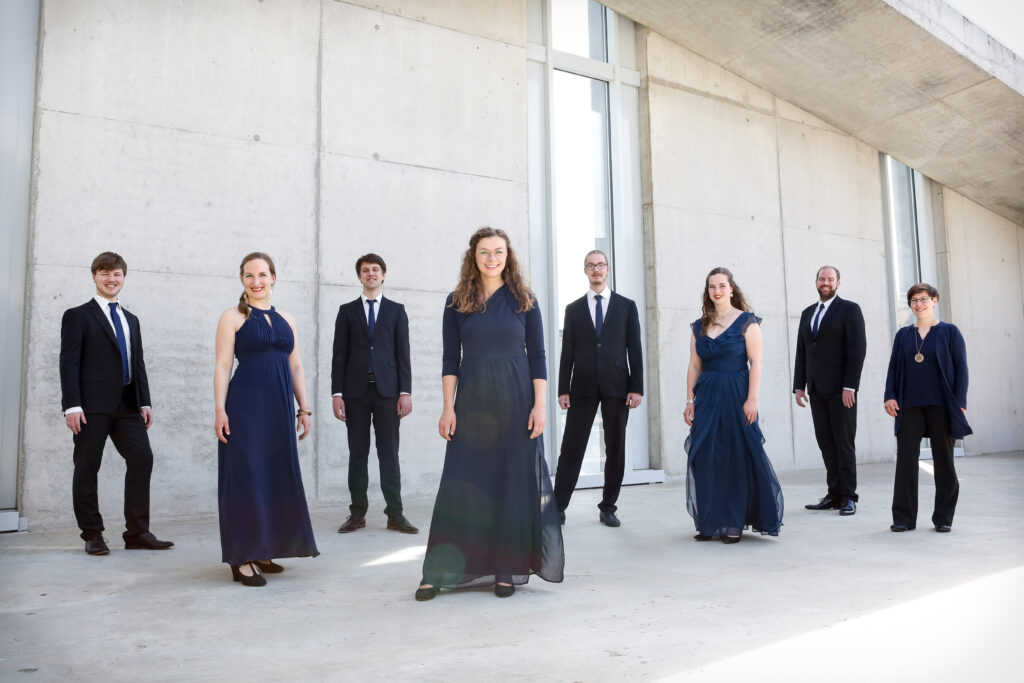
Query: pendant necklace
xmin=913 ymin=326 xmax=925 ymax=363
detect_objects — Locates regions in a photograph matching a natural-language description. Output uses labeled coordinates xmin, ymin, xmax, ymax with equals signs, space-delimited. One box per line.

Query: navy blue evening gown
xmin=685 ymin=312 xmax=784 ymax=537
xmin=218 ymin=307 xmax=319 ymax=565
xmin=421 ymin=286 xmax=564 ymax=588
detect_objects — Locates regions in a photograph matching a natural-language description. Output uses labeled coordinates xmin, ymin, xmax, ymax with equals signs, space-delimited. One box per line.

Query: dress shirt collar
xmin=587 ymin=287 xmax=610 ymax=304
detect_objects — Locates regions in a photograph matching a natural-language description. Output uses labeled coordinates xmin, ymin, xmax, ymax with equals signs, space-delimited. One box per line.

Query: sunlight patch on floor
xmin=362 ymin=545 xmax=427 ymax=567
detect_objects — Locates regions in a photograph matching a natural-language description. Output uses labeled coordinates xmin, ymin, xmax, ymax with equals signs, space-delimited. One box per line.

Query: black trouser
xmin=554 ymin=395 xmax=629 ymax=513
xmin=892 ymin=405 xmax=959 ymax=528
xmin=72 ymin=385 xmax=153 ymax=541
xmin=345 ymin=380 xmax=403 ymax=519
xmin=809 ymin=391 xmax=859 ymax=502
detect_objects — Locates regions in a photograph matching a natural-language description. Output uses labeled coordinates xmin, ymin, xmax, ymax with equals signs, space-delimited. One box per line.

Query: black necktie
xmin=811 ymin=302 xmax=825 ymax=337
xmin=367 ymin=299 xmax=377 ymax=374
xmin=109 ymin=302 xmax=130 ymax=385
xmin=594 ymin=294 xmax=604 ymax=338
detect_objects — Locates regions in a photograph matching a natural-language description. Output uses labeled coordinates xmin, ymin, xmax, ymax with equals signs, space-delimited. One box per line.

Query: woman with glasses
xmin=884 ymin=283 xmax=971 ymax=533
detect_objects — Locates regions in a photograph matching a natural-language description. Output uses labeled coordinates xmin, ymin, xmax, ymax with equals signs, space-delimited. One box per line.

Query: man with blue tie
xmin=59 ymin=252 xmax=173 ymax=555
xmin=332 ymin=254 xmax=417 ymax=534
xmin=794 ymin=266 xmax=867 ymax=516
xmin=554 ymin=249 xmax=644 ymax=528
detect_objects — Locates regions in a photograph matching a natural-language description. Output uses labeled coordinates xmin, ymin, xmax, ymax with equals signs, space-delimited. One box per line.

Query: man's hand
xmin=140 ymin=407 xmax=154 ymax=430
xmin=842 ymin=389 xmax=856 ymax=408
xmin=65 ymin=412 xmax=87 ymax=434
xmin=333 ymin=396 xmax=346 ymax=422
xmin=794 ymin=389 xmax=807 ymax=407
xmin=626 ymin=393 xmax=642 ymax=409
xmin=558 ymin=394 xmax=570 ymax=410
xmin=397 ymin=395 xmax=412 ymax=418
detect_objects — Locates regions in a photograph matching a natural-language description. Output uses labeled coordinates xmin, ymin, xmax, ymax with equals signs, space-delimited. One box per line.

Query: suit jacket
xmin=557 ymin=291 xmax=643 ymax=399
xmin=793 ymin=295 xmax=866 ymax=396
xmin=59 ymin=299 xmax=152 ymax=413
xmin=884 ymin=321 xmax=971 ymax=439
xmin=331 ymin=296 xmax=411 ymax=399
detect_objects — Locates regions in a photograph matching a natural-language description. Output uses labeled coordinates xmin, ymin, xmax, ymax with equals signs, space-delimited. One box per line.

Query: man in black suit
xmin=332 ymin=253 xmax=417 ymax=534
xmin=59 ymin=252 xmax=174 ymax=555
xmin=793 ymin=265 xmax=867 ymax=516
xmin=554 ymin=249 xmax=644 ymax=528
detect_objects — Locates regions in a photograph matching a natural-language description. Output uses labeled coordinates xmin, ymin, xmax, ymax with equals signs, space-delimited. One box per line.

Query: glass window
xmin=884 ymin=156 xmax=922 ymax=329
xmin=551 ymin=0 xmax=607 ymax=61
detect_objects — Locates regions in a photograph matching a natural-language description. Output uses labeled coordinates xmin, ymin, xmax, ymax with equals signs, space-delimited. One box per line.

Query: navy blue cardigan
xmin=884 ymin=321 xmax=972 ymax=439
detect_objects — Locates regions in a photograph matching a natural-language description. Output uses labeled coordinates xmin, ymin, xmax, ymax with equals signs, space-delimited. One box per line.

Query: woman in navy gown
xmin=884 ymin=283 xmax=970 ymax=533
xmin=214 ymin=252 xmax=319 ymax=586
xmin=415 ymin=228 xmax=564 ymax=600
xmin=683 ymin=267 xmax=783 ymax=543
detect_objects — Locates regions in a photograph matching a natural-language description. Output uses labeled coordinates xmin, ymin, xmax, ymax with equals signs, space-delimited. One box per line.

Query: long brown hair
xmin=237 ymin=252 xmax=277 ymax=316
xmin=450 ymin=227 xmax=535 ymax=313
xmin=699 ymin=266 xmax=751 ymax=336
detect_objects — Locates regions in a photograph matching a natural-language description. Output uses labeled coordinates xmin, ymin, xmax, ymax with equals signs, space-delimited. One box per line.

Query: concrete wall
xmin=640 ymin=29 xmax=934 ymax=479
xmin=21 ymin=0 xmax=528 ymax=530
xmin=941 ymin=189 xmax=1024 ymax=454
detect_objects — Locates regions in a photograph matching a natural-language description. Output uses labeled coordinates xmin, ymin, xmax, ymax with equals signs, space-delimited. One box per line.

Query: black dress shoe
xmin=338 ymin=515 xmax=366 ymax=533
xmin=839 ymin=500 xmax=856 ymax=516
xmin=415 ymin=585 xmax=439 ymax=601
xmin=694 ymin=534 xmax=713 ymax=541
xmin=85 ymin=535 xmax=109 ymax=556
xmin=386 ymin=516 xmax=419 ymax=534
xmin=558 ymin=510 xmax=566 ymax=525
xmin=935 ymin=524 xmax=952 ymax=533
xmin=494 ymin=583 xmax=515 ymax=598
xmin=124 ymin=531 xmax=174 ymax=550
xmin=231 ymin=563 xmax=267 ymax=587
xmin=805 ymin=497 xmax=841 ymax=510
xmin=252 ymin=559 xmax=284 ymax=573
xmin=890 ymin=523 xmax=916 ymax=532
xmin=599 ymin=510 xmax=621 ymax=527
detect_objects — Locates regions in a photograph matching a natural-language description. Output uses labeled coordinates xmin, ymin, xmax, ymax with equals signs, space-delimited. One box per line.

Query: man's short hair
xmin=91 ymin=252 xmax=127 ymax=275
xmin=583 ymin=249 xmax=609 ymax=267
xmin=355 ymin=253 xmax=387 ymax=275
xmin=816 ymin=265 xmax=840 ymax=281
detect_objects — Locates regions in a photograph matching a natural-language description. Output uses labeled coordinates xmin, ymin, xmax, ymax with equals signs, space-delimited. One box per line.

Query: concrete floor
xmin=2 ymin=454 xmax=1022 ymax=682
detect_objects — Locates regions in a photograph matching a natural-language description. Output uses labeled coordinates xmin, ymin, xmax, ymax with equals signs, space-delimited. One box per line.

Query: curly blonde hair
xmin=450 ymin=227 xmax=535 ymax=313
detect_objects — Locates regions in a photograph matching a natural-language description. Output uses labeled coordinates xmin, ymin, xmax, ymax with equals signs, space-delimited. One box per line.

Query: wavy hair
xmin=699 ymin=266 xmax=751 ymax=336
xmin=450 ymin=227 xmax=534 ymax=314
xmin=237 ymin=251 xmax=277 ymax=316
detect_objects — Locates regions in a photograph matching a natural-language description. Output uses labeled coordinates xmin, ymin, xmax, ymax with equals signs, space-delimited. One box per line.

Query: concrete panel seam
xmin=312 ymin=0 xmax=325 ymax=500
xmin=321 ymin=148 xmax=528 ymax=186
xmin=646 ymin=75 xmax=775 ymax=118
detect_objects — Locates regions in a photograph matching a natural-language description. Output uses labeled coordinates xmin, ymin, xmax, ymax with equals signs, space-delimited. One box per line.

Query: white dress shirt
xmin=587 ymin=287 xmax=611 ymax=327
xmin=807 ymin=295 xmax=855 ymax=394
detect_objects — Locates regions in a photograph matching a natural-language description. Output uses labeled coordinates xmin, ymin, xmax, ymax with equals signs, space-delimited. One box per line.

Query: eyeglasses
xmin=909 ymin=297 xmax=933 ymax=305
xmin=584 ymin=263 xmax=608 ymax=272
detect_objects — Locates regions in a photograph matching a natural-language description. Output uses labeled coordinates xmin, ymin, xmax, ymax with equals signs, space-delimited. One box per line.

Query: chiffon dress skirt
xmin=218 ymin=307 xmax=319 ymax=565
xmin=421 ymin=287 xmax=564 ymax=589
xmin=685 ymin=312 xmax=784 ymax=537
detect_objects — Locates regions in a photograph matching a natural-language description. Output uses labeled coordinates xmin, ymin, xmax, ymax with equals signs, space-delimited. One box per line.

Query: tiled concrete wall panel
xmin=942 ymin=190 xmax=1024 ymax=455
xmin=321 ymin=3 xmax=527 ymax=180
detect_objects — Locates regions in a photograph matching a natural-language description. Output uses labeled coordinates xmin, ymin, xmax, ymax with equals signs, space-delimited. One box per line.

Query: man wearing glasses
xmin=554 ymin=249 xmax=644 ymax=528
xmin=793 ymin=265 xmax=867 ymax=516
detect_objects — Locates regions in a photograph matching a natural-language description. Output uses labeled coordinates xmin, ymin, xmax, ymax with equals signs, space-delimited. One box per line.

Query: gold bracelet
xmin=296 ymin=409 xmax=312 ymax=417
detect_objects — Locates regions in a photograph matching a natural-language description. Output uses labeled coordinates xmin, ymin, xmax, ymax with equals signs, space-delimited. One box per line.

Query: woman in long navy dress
xmin=214 ymin=252 xmax=319 ymax=586
xmin=884 ymin=283 xmax=970 ymax=533
xmin=416 ymin=228 xmax=564 ymax=600
xmin=683 ymin=267 xmax=783 ymax=543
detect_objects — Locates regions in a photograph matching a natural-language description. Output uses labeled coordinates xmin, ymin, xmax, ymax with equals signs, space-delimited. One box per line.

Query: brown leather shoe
xmin=338 ymin=515 xmax=366 ymax=533
xmin=386 ymin=516 xmax=419 ymax=534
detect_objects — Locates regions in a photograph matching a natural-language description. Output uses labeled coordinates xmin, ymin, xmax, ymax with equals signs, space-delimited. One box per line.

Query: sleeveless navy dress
xmin=421 ymin=287 xmax=564 ymax=588
xmin=685 ymin=312 xmax=784 ymax=537
xmin=218 ymin=306 xmax=319 ymax=565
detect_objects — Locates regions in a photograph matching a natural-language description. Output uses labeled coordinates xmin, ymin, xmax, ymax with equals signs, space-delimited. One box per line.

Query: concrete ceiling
xmin=605 ymin=0 xmax=1024 ymax=227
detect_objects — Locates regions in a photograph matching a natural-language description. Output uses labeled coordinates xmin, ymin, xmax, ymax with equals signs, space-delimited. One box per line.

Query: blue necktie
xmin=109 ymin=302 xmax=130 ymax=385
xmin=594 ymin=294 xmax=604 ymax=338
xmin=367 ymin=299 xmax=376 ymax=373
xmin=811 ymin=302 xmax=825 ymax=337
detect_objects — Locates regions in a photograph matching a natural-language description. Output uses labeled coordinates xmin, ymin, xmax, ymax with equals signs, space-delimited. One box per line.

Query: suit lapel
xmin=351 ymin=297 xmax=370 ymax=338
xmin=87 ymin=299 xmax=118 ymax=347
xmin=818 ymin=297 xmax=841 ymax=332
xmin=576 ymin=296 xmax=598 ymax=342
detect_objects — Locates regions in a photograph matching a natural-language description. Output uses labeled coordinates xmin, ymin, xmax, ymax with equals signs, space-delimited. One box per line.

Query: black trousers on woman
xmin=892 ymin=405 xmax=959 ymax=528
